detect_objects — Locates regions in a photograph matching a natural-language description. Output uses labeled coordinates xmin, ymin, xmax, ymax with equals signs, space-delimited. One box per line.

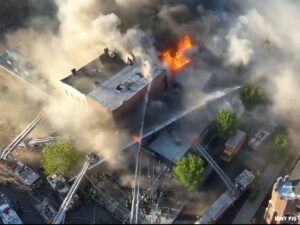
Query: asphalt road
xmin=0 ymin=183 xmax=45 ymax=224
xmin=0 ymin=159 xmax=118 ymax=225
xmin=0 ymin=178 xmax=119 ymax=224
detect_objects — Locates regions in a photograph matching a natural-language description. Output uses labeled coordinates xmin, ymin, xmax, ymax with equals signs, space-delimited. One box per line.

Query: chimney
xmin=104 ymin=48 xmax=109 ymax=55
xmin=127 ymin=57 xmax=133 ymax=66
xmin=71 ymin=68 xmax=76 ymax=76
xmin=94 ymin=80 xmax=101 ymax=88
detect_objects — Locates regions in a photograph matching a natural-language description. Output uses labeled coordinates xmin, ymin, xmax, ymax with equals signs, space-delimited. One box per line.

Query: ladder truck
xmin=192 ymin=139 xmax=255 ymax=224
xmin=0 ymin=113 xmax=44 ymax=160
xmin=51 ymin=153 xmax=99 ymax=224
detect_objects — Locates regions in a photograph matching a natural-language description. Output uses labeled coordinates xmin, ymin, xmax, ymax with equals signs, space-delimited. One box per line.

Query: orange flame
xmin=162 ymin=35 xmax=193 ymax=72
xmin=132 ymin=135 xmax=142 ymax=144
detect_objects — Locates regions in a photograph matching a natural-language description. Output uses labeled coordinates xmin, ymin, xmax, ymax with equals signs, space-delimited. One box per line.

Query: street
xmin=0 ymin=160 xmax=119 ymax=224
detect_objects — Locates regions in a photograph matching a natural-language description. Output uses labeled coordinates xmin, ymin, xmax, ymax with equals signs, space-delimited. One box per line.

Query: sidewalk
xmin=232 ymin=156 xmax=292 ymax=224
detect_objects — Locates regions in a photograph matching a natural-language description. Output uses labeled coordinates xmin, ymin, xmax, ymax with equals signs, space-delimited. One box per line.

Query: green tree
xmin=173 ymin=154 xmax=205 ymax=192
xmin=273 ymin=135 xmax=289 ymax=161
xmin=240 ymin=85 xmax=266 ymax=109
xmin=42 ymin=140 xmax=84 ymax=176
xmin=216 ymin=109 xmax=240 ymax=138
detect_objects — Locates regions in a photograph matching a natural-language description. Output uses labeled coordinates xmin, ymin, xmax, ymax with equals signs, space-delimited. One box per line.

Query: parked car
xmin=0 ymin=193 xmax=23 ymax=224
xmin=47 ymin=174 xmax=80 ymax=209
xmin=14 ymin=161 xmax=41 ymax=189
xmin=248 ymin=129 xmax=271 ymax=150
xmin=35 ymin=198 xmax=56 ymax=224
xmin=47 ymin=174 xmax=69 ymax=198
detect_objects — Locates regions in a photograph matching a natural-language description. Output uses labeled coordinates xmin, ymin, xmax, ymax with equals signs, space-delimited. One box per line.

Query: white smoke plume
xmin=3 ymin=0 xmax=161 ymax=167
xmin=212 ymin=0 xmax=300 ymax=150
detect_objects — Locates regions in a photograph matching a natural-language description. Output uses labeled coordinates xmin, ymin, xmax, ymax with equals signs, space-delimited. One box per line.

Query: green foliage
xmin=173 ymin=154 xmax=205 ymax=192
xmin=249 ymin=171 xmax=261 ymax=201
xmin=272 ymin=135 xmax=289 ymax=161
xmin=216 ymin=109 xmax=240 ymax=138
xmin=42 ymin=140 xmax=84 ymax=176
xmin=241 ymin=85 xmax=266 ymax=109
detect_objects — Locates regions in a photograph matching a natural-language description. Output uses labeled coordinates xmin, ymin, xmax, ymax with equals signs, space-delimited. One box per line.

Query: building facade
xmin=264 ymin=160 xmax=300 ymax=224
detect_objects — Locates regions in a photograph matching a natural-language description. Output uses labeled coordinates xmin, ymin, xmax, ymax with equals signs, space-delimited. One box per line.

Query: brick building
xmin=264 ymin=159 xmax=300 ymax=224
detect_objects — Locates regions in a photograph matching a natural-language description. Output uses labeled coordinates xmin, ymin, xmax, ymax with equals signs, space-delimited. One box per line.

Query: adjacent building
xmin=264 ymin=159 xmax=300 ymax=224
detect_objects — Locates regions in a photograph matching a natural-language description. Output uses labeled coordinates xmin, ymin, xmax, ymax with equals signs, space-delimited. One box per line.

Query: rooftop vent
xmin=116 ymin=80 xmax=134 ymax=92
xmin=103 ymin=48 xmax=117 ymax=59
xmin=94 ymin=80 xmax=101 ymax=88
xmin=127 ymin=54 xmax=135 ymax=66
xmin=127 ymin=57 xmax=133 ymax=66
xmin=104 ymin=48 xmax=109 ymax=55
xmin=135 ymin=72 xmax=144 ymax=78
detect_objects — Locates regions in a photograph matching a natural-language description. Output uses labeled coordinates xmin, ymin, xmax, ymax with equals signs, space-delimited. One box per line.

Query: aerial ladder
xmin=191 ymin=138 xmax=237 ymax=195
xmin=51 ymin=153 xmax=99 ymax=224
xmin=27 ymin=136 xmax=59 ymax=149
xmin=130 ymin=149 xmax=143 ymax=224
xmin=0 ymin=113 xmax=44 ymax=160
xmin=86 ymin=86 xmax=242 ymax=173
xmin=192 ymin=138 xmax=255 ymax=224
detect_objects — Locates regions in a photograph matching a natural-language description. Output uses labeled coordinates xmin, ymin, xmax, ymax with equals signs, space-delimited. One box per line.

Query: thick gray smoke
xmin=208 ymin=0 xmax=300 ymax=150
xmin=3 ymin=0 xmax=299 ymax=175
xmin=1 ymin=0 xmax=227 ymax=167
xmin=3 ymin=0 xmax=164 ymax=166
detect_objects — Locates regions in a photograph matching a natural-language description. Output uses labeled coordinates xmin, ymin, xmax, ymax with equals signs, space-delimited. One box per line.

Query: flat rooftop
xmin=147 ymin=107 xmax=213 ymax=163
xmin=61 ymin=51 xmax=164 ymax=111
xmin=61 ymin=52 xmax=126 ymax=94
xmin=88 ymin=65 xmax=162 ymax=111
xmin=147 ymin=94 xmax=244 ymax=163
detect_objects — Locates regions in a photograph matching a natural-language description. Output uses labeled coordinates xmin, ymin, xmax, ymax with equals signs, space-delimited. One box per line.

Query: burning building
xmin=59 ymin=49 xmax=167 ymax=118
xmin=0 ymin=48 xmax=168 ymax=118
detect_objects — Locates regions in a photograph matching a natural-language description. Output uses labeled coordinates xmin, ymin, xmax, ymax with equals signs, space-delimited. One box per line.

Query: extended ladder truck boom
xmin=192 ymin=140 xmax=237 ymax=195
xmin=0 ymin=113 xmax=44 ymax=160
xmin=192 ymin=138 xmax=255 ymax=224
xmin=51 ymin=153 xmax=99 ymax=224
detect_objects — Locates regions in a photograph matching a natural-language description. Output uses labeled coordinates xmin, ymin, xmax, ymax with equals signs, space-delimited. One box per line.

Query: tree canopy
xmin=173 ymin=154 xmax=205 ymax=192
xmin=240 ymin=84 xmax=266 ymax=109
xmin=273 ymin=135 xmax=289 ymax=161
xmin=42 ymin=139 xmax=84 ymax=176
xmin=216 ymin=109 xmax=240 ymax=138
